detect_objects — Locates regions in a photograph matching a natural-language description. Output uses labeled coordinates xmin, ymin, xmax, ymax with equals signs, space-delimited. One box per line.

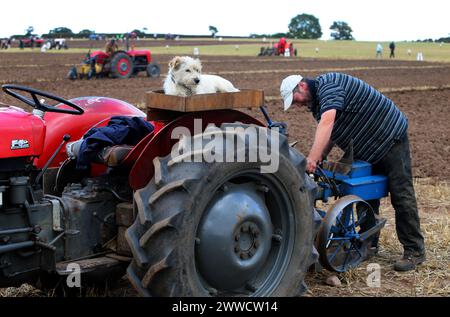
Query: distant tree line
xmin=10 ymin=27 xmax=150 ymax=39
xmin=417 ymin=37 xmax=450 ymax=43
xmin=250 ymin=14 xmax=355 ymax=40
xmin=9 ymin=22 xmax=448 ymax=42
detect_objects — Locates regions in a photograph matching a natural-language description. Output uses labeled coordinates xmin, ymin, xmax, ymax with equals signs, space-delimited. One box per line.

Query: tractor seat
xmin=66 ymin=140 xmax=134 ymax=167
xmin=98 ymin=145 xmax=134 ymax=167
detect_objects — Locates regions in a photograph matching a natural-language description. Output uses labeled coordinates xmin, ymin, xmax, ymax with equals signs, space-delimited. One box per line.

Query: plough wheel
xmin=316 ymin=195 xmax=377 ymax=272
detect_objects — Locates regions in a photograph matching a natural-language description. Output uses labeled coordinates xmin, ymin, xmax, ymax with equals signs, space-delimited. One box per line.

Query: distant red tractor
xmin=21 ymin=37 xmax=45 ymax=48
xmin=68 ymin=49 xmax=160 ymax=80
xmin=258 ymin=38 xmax=297 ymax=57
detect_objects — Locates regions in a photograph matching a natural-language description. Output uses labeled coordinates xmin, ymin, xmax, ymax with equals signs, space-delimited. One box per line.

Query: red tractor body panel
xmin=90 ymin=51 xmax=110 ymax=64
xmin=129 ymin=110 xmax=264 ymax=190
xmin=127 ymin=50 xmax=151 ymax=63
xmin=0 ymin=106 xmax=45 ymax=159
xmin=35 ymin=97 xmax=145 ymax=168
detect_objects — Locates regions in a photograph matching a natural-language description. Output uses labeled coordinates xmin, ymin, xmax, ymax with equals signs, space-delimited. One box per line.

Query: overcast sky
xmin=0 ymin=0 xmax=448 ymax=41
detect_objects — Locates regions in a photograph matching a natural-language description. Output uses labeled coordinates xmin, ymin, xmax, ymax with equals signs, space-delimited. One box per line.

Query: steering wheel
xmin=2 ymin=84 xmax=84 ymax=115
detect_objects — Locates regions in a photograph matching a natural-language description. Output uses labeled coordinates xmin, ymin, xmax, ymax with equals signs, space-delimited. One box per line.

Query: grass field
xmin=150 ymin=39 xmax=450 ymax=62
xmin=2 ymin=38 xmax=450 ymax=62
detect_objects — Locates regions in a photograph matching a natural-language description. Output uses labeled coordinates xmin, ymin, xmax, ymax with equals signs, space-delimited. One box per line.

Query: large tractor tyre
xmin=110 ymin=52 xmax=133 ymax=79
xmin=146 ymin=63 xmax=161 ymax=78
xmin=126 ymin=123 xmax=320 ymax=297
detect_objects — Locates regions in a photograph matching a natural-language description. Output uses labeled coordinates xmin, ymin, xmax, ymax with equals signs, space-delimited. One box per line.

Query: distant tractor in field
xmin=44 ymin=38 xmax=68 ymax=50
xmin=68 ymin=49 xmax=160 ymax=80
xmin=259 ymin=38 xmax=297 ymax=57
xmin=21 ymin=36 xmax=45 ymax=48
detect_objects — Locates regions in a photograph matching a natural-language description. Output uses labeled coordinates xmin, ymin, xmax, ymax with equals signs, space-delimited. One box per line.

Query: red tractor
xmin=258 ymin=38 xmax=297 ymax=57
xmin=20 ymin=37 xmax=45 ymax=48
xmin=68 ymin=49 xmax=160 ymax=80
xmin=0 ymin=85 xmax=383 ymax=296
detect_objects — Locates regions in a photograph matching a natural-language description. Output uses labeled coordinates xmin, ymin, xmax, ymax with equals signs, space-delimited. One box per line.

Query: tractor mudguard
xmin=35 ymin=97 xmax=145 ymax=169
xmin=128 ymin=109 xmax=264 ymax=191
xmin=89 ymin=51 xmax=110 ymax=65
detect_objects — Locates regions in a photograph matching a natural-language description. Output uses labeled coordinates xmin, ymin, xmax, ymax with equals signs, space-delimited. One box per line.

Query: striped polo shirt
xmin=310 ymin=73 xmax=408 ymax=164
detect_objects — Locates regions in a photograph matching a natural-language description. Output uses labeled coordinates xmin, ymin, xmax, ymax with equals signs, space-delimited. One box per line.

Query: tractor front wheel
xmin=146 ymin=63 xmax=160 ymax=78
xmin=126 ymin=123 xmax=319 ymax=297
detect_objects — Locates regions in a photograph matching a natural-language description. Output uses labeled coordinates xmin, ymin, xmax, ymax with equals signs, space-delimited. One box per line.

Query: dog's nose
xmin=194 ymin=78 xmax=200 ymax=84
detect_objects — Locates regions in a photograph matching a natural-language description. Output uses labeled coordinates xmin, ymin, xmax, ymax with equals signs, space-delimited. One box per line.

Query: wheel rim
xmin=195 ymin=170 xmax=295 ymax=296
xmin=117 ymin=58 xmax=131 ymax=76
xmin=319 ymin=200 xmax=373 ymax=272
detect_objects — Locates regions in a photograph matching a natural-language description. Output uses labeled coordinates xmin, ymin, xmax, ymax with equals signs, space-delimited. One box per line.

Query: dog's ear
xmin=169 ymin=56 xmax=182 ymax=70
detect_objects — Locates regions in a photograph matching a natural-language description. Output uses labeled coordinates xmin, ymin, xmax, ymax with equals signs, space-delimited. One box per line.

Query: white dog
xmin=163 ymin=56 xmax=239 ymax=97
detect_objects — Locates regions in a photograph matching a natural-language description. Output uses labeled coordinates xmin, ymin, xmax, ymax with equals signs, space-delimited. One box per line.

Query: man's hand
xmin=306 ymin=156 xmax=319 ymax=174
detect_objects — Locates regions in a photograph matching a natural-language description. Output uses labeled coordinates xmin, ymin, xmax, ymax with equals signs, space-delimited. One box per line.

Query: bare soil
xmin=1 ymin=52 xmax=448 ymax=180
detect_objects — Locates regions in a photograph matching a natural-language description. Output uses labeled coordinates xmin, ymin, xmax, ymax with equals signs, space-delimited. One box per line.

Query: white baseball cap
xmin=280 ymin=75 xmax=303 ymax=111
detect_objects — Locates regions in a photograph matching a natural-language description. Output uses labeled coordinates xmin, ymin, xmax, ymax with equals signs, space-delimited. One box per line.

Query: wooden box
xmin=146 ymin=89 xmax=264 ymax=112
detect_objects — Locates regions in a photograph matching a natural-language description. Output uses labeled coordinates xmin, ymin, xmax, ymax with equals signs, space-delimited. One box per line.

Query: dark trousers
xmin=367 ymin=134 xmax=425 ymax=255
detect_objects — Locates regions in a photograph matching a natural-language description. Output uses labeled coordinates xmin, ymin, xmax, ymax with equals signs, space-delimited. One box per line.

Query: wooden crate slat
xmin=146 ymin=89 xmax=264 ymax=112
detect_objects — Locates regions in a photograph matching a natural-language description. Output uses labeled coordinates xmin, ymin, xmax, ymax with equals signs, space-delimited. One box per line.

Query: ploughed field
xmin=1 ymin=52 xmax=449 ymax=180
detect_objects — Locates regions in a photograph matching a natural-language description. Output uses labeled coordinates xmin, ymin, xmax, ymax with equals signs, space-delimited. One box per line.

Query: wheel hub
xmin=119 ymin=62 xmax=128 ymax=72
xmin=234 ymin=222 xmax=260 ymax=260
xmin=196 ymin=183 xmax=273 ymax=291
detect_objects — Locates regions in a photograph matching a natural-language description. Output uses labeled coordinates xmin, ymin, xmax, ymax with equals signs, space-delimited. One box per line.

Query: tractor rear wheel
xmin=110 ymin=52 xmax=133 ymax=79
xmin=126 ymin=123 xmax=319 ymax=296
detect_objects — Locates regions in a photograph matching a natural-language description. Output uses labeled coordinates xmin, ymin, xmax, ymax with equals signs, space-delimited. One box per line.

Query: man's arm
xmin=307 ymin=109 xmax=336 ymax=173
xmin=322 ymin=140 xmax=335 ymax=161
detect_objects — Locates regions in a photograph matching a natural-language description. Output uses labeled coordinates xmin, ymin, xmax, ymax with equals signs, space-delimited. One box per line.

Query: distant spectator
xmin=376 ymin=43 xmax=383 ymax=58
xmin=19 ymin=39 xmax=24 ymax=50
xmin=389 ymin=42 xmax=396 ymax=58
xmin=288 ymin=42 xmax=295 ymax=56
